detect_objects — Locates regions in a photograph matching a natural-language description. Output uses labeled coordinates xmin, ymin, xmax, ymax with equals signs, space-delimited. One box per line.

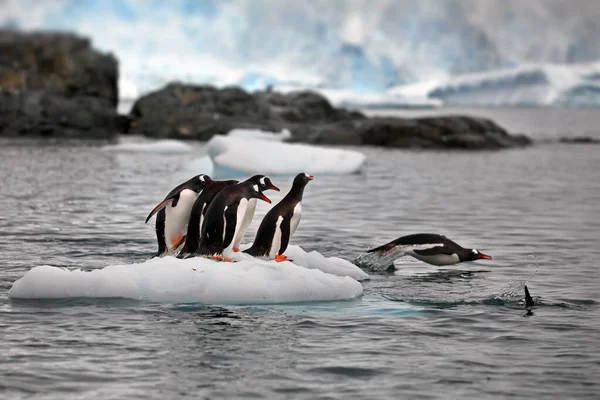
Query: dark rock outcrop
xmin=0 ymin=30 xmax=123 ymax=138
xmin=559 ymin=136 xmax=600 ymax=144
xmin=129 ymin=83 xmax=530 ymax=149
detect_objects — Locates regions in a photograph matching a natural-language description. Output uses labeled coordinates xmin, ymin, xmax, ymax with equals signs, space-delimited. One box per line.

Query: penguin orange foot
xmin=274 ymin=254 xmax=288 ymax=263
xmin=233 ymin=247 xmax=240 ymax=252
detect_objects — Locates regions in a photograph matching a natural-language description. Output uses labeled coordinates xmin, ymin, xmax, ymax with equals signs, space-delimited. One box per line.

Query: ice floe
xmin=9 ymin=246 xmax=367 ymax=305
xmin=206 ymin=134 xmax=366 ymax=177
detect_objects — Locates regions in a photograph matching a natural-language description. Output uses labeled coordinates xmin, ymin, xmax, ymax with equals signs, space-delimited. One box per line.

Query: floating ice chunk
xmin=182 ymin=155 xmax=214 ymax=176
xmin=101 ymin=137 xmax=194 ymax=154
xmin=206 ymin=135 xmax=366 ymax=177
xmin=226 ymin=128 xmax=292 ymax=142
xmin=283 ymin=245 xmax=370 ymax=281
xmin=9 ymin=248 xmax=365 ymax=304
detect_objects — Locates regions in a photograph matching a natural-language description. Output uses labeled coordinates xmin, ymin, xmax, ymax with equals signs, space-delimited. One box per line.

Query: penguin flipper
xmin=222 ymin=206 xmax=238 ymax=250
xmin=145 ymin=193 xmax=181 ymax=223
xmin=278 ymin=216 xmax=292 ymax=255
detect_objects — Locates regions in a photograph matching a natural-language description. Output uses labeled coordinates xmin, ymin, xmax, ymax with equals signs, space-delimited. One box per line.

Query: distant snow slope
xmin=2 ymin=0 xmax=600 ymax=106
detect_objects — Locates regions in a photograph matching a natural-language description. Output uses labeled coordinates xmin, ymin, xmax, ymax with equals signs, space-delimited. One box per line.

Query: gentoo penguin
xmin=244 ymin=173 xmax=313 ymax=262
xmin=177 ymin=179 xmax=238 ymax=258
xmin=366 ymin=233 xmax=492 ymax=267
xmin=232 ymin=175 xmax=279 ymax=252
xmin=196 ymin=182 xmax=272 ymax=260
xmin=145 ymin=174 xmax=213 ymax=256
xmin=177 ymin=175 xmax=279 ymax=258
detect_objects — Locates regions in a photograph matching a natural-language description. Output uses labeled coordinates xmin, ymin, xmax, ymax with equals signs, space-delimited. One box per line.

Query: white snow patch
xmin=206 ymin=135 xmax=366 ymax=177
xmin=102 ymin=137 xmax=194 ymax=154
xmin=226 ymin=128 xmax=292 ymax=142
xmin=9 ymin=246 xmax=366 ymax=304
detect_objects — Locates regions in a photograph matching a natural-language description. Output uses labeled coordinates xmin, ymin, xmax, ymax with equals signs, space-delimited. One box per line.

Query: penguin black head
xmin=191 ymin=174 xmax=213 ymax=191
xmin=461 ymin=248 xmax=492 ymax=262
xmin=245 ymin=175 xmax=280 ymax=192
xmin=293 ymin=172 xmax=314 ymax=187
xmin=246 ymin=183 xmax=272 ymax=204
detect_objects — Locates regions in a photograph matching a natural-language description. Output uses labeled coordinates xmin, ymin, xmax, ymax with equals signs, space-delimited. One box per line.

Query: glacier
xmin=2 ymin=0 xmax=600 ymax=107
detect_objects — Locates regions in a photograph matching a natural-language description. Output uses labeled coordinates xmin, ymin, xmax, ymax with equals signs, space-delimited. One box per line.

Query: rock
xmin=0 ymin=30 xmax=123 ymax=138
xmin=129 ymin=83 xmax=530 ymax=149
xmin=559 ymin=136 xmax=600 ymax=144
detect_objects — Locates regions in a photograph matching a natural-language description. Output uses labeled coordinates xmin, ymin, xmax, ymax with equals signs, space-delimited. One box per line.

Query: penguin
xmin=366 ymin=233 xmax=492 ymax=267
xmin=232 ymin=175 xmax=280 ymax=253
xmin=177 ymin=175 xmax=279 ymax=258
xmin=196 ymin=182 xmax=272 ymax=260
xmin=145 ymin=174 xmax=213 ymax=256
xmin=177 ymin=179 xmax=238 ymax=258
xmin=244 ymin=173 xmax=313 ymax=262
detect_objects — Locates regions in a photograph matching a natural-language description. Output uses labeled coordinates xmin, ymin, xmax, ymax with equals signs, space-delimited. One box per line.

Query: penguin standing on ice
xmin=177 ymin=179 xmax=238 ymax=258
xmin=366 ymin=233 xmax=492 ymax=266
xmin=232 ymin=175 xmax=279 ymax=252
xmin=178 ymin=175 xmax=279 ymax=258
xmin=145 ymin=174 xmax=213 ymax=257
xmin=196 ymin=182 xmax=272 ymax=260
xmin=244 ymin=173 xmax=313 ymax=262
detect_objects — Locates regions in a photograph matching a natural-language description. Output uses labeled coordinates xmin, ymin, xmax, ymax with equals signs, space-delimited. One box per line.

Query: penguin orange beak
xmin=258 ymin=194 xmax=271 ymax=204
xmin=308 ymin=176 xmax=314 ymax=181
xmin=477 ymin=253 xmax=492 ymax=260
xmin=268 ymin=184 xmax=280 ymax=192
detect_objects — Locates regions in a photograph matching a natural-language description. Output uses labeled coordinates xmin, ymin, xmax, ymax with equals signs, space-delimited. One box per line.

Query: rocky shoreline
xmin=0 ymin=30 xmax=531 ymax=149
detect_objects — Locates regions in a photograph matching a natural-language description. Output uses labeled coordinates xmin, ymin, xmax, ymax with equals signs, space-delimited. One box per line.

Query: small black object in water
xmin=524 ymin=285 xmax=535 ymax=316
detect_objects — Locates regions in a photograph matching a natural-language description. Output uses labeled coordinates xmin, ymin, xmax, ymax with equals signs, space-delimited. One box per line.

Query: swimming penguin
xmin=366 ymin=233 xmax=492 ymax=267
xmin=196 ymin=182 xmax=272 ymax=260
xmin=177 ymin=175 xmax=279 ymax=258
xmin=232 ymin=175 xmax=280 ymax=253
xmin=244 ymin=173 xmax=313 ymax=262
xmin=145 ymin=174 xmax=213 ymax=256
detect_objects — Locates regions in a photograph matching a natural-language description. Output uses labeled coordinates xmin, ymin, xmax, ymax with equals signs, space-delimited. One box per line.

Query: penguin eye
xmin=253 ymin=184 xmax=259 ymax=192
xmin=472 ymin=249 xmax=478 ymax=254
xmin=199 ymin=175 xmax=205 ymax=183
xmin=260 ymin=177 xmax=266 ymax=186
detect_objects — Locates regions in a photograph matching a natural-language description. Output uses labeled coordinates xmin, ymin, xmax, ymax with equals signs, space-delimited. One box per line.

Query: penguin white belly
xmin=289 ymin=202 xmax=302 ymax=237
xmin=164 ymin=189 xmax=198 ymax=252
xmin=268 ymin=216 xmax=284 ymax=259
xmin=233 ymin=198 xmax=256 ymax=250
xmin=225 ymin=200 xmax=248 ymax=253
xmin=406 ymin=250 xmax=460 ymax=266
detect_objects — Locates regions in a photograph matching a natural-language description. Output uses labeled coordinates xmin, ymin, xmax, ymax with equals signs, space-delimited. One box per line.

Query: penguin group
xmin=145 ymin=171 xmax=492 ymax=268
xmin=145 ymin=172 xmax=313 ymax=262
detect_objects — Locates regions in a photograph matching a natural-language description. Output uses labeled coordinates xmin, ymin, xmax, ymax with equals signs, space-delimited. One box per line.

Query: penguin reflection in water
xmin=144 ymin=174 xmax=213 ymax=257
xmin=178 ymin=175 xmax=279 ymax=258
xmin=196 ymin=181 xmax=272 ymax=261
xmin=245 ymin=173 xmax=314 ymax=262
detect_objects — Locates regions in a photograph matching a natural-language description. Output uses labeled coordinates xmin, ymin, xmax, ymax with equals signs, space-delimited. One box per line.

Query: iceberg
xmin=205 ymin=134 xmax=366 ymax=177
xmin=8 ymin=246 xmax=367 ymax=304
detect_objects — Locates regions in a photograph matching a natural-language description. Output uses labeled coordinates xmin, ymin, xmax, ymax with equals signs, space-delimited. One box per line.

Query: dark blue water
xmin=1 ymin=108 xmax=599 ymax=399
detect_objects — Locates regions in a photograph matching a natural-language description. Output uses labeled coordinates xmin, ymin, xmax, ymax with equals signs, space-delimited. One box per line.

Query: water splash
xmin=495 ymin=255 xmax=540 ymax=303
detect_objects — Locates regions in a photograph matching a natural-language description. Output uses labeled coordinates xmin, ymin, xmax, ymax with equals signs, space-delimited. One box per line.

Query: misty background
xmin=2 ymin=0 xmax=599 ymax=107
